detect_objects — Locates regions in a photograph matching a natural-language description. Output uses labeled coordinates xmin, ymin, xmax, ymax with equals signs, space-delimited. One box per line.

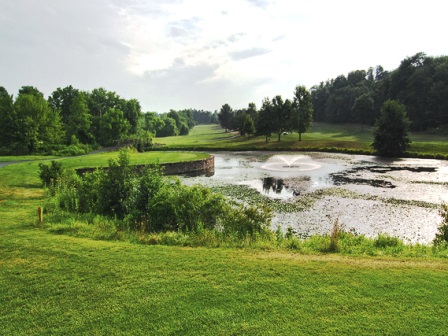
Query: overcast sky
xmin=1 ymin=0 xmax=447 ymax=113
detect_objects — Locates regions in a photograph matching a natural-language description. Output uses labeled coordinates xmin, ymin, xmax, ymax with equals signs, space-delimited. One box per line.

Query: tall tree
xmin=121 ymin=98 xmax=142 ymax=134
xmin=14 ymin=88 xmax=64 ymax=153
xmin=271 ymin=95 xmax=292 ymax=141
xmin=373 ymin=100 xmax=411 ymax=157
xmin=218 ymin=103 xmax=233 ymax=132
xmin=99 ymin=108 xmax=130 ymax=146
xmin=0 ymin=87 xmax=16 ymax=149
xmin=49 ymin=86 xmax=92 ymax=144
xmin=48 ymin=85 xmax=80 ymax=125
xmin=246 ymin=102 xmax=258 ymax=127
xmin=257 ymin=98 xmax=273 ymax=142
xmin=292 ymin=85 xmax=313 ymax=141
xmin=67 ymin=93 xmax=93 ymax=144
xmin=352 ymin=93 xmax=374 ymax=130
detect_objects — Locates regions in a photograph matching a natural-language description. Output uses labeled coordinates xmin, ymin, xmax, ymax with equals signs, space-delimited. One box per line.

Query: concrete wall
xmin=76 ymin=155 xmax=214 ymax=177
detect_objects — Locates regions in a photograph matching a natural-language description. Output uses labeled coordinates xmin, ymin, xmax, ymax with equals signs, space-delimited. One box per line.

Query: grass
xmin=155 ymin=123 xmax=448 ymax=157
xmin=0 ymin=155 xmax=59 ymax=162
xmin=53 ymin=151 xmax=209 ymax=169
xmin=1 ymin=149 xmax=448 ymax=334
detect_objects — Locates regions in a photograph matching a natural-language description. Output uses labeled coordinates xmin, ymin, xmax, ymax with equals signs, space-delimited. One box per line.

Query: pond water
xmin=180 ymin=152 xmax=448 ymax=244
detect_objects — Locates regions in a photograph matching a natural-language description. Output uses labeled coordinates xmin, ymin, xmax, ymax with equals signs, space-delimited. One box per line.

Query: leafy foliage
xmin=433 ymin=204 xmax=448 ymax=245
xmin=38 ymin=160 xmax=65 ymax=188
xmin=373 ymin=100 xmax=411 ymax=157
xmin=44 ymin=149 xmax=272 ymax=237
xmin=292 ymin=85 xmax=313 ymax=141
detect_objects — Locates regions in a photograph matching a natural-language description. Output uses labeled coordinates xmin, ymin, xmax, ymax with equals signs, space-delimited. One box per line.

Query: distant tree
xmin=292 ymin=85 xmax=313 ymax=141
xmin=211 ymin=111 xmax=219 ymax=124
xmin=241 ymin=114 xmax=255 ymax=138
xmin=121 ymin=98 xmax=142 ymax=134
xmin=14 ymin=88 xmax=64 ymax=153
xmin=246 ymin=102 xmax=258 ymax=127
xmin=0 ymin=87 xmax=16 ymax=149
xmin=218 ymin=103 xmax=233 ymax=132
xmin=257 ymin=98 xmax=273 ymax=142
xmin=48 ymin=85 xmax=80 ymax=125
xmin=373 ymin=100 xmax=411 ymax=157
xmin=67 ymin=92 xmax=93 ymax=144
xmin=18 ymin=86 xmax=44 ymax=98
xmin=352 ymin=93 xmax=374 ymax=131
xmin=99 ymin=108 xmax=130 ymax=146
xmin=86 ymin=88 xmax=121 ymax=140
xmin=157 ymin=117 xmax=179 ymax=137
xmin=271 ymin=95 xmax=292 ymax=141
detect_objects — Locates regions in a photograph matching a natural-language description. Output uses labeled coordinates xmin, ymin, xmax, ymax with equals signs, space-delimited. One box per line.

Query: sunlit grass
xmin=2 ymin=135 xmax=448 ymax=334
xmin=157 ymin=123 xmax=448 ymax=156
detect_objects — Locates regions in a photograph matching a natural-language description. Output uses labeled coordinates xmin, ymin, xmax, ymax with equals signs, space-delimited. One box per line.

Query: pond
xmin=180 ymin=152 xmax=448 ymax=244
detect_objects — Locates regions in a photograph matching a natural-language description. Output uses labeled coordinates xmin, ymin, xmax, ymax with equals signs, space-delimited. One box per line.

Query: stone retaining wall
xmin=76 ymin=155 xmax=214 ymax=177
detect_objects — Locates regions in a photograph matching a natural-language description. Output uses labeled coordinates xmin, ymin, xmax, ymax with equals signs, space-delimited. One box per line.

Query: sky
xmin=1 ymin=0 xmax=447 ymax=113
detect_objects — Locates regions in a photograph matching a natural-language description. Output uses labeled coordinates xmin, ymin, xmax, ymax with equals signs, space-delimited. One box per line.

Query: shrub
xmin=96 ymin=149 xmax=136 ymax=219
xmin=44 ymin=148 xmax=273 ymax=238
xmin=38 ymin=160 xmax=64 ymax=188
xmin=433 ymin=204 xmax=448 ymax=245
xmin=223 ymin=203 xmax=272 ymax=237
xmin=374 ymin=234 xmax=401 ymax=248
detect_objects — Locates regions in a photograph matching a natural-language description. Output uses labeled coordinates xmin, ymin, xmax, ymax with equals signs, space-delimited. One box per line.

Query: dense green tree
xmin=66 ymin=92 xmax=93 ymax=144
xmin=246 ymin=102 xmax=258 ymax=127
xmin=0 ymin=87 xmax=16 ymax=149
xmin=157 ymin=117 xmax=178 ymax=137
xmin=48 ymin=85 xmax=80 ymax=125
xmin=271 ymin=95 xmax=292 ymax=141
xmin=218 ymin=103 xmax=233 ymax=132
xmin=192 ymin=109 xmax=215 ymax=124
xmin=352 ymin=93 xmax=374 ymax=130
xmin=14 ymin=88 xmax=64 ymax=153
xmin=99 ymin=108 xmax=130 ymax=146
xmin=257 ymin=98 xmax=273 ymax=142
xmin=292 ymin=85 xmax=313 ymax=141
xmin=241 ymin=113 xmax=255 ymax=138
xmin=18 ymin=86 xmax=44 ymax=98
xmin=121 ymin=98 xmax=142 ymax=134
xmin=373 ymin=100 xmax=411 ymax=157
xmin=86 ymin=88 xmax=121 ymax=140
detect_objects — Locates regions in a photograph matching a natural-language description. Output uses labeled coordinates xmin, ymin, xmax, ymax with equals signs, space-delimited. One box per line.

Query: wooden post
xmin=38 ymin=207 xmax=43 ymax=223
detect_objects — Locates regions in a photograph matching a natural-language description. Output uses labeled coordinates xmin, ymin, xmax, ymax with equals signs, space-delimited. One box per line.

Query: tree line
xmin=0 ymin=85 xmax=217 ymax=155
xmin=310 ymin=52 xmax=448 ymax=131
xmin=217 ymin=85 xmax=314 ymax=142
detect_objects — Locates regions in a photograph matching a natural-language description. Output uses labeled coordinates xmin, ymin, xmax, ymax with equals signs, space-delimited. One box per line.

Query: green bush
xmin=223 ymin=203 xmax=272 ymax=237
xmin=44 ymin=148 xmax=272 ymax=238
xmin=38 ymin=160 xmax=64 ymax=188
xmin=374 ymin=234 xmax=402 ymax=248
xmin=434 ymin=204 xmax=448 ymax=245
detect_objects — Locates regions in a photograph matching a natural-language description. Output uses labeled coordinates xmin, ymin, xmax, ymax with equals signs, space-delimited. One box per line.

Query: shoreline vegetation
xmin=2 ymin=124 xmax=448 ymax=334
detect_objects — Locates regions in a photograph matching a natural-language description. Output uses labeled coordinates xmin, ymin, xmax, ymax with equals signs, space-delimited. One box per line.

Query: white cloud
xmin=1 ymin=0 xmax=447 ymax=112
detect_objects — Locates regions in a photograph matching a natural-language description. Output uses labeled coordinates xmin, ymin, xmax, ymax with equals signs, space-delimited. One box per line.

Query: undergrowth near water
xmin=41 ymin=208 xmax=448 ymax=258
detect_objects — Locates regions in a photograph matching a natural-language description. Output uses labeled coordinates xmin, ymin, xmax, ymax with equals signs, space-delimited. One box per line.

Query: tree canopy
xmin=373 ymin=100 xmax=411 ymax=157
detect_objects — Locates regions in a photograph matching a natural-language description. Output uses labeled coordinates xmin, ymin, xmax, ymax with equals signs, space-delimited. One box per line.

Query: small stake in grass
xmin=38 ymin=207 xmax=43 ymax=223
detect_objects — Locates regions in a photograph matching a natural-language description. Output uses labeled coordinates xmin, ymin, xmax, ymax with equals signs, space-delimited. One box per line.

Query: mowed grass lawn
xmin=156 ymin=123 xmax=448 ymax=156
xmin=1 ymin=150 xmax=448 ymax=334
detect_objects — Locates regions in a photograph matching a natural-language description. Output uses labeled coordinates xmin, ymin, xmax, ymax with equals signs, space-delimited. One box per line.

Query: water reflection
xmin=262 ymin=177 xmax=285 ymax=194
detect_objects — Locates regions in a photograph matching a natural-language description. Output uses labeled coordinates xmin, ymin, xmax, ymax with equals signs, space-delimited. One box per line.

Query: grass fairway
xmin=1 ymin=156 xmax=448 ymax=334
xmin=156 ymin=123 xmax=448 ymax=156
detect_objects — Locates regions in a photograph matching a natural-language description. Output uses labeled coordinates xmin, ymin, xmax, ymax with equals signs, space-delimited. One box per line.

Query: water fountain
xmin=261 ymin=155 xmax=321 ymax=172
